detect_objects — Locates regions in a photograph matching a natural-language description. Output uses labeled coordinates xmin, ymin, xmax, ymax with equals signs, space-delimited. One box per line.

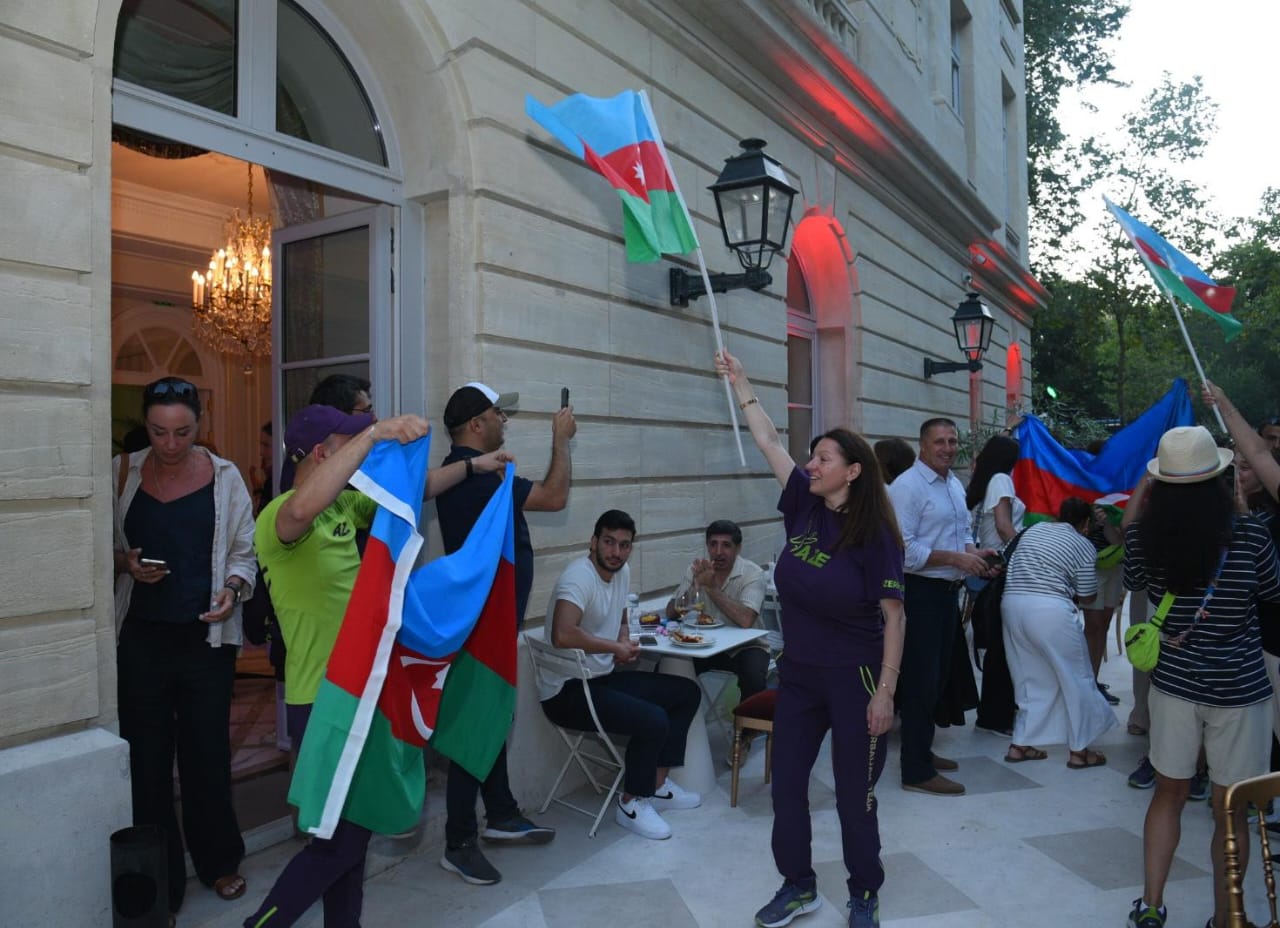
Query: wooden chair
xmin=729 ymin=688 xmax=776 ymax=807
xmin=524 ymin=633 xmax=625 ymax=837
xmin=1223 ymin=770 xmax=1280 ymax=928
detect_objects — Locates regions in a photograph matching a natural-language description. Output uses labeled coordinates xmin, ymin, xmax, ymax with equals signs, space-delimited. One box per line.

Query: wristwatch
xmin=224 ymin=579 xmax=245 ymax=603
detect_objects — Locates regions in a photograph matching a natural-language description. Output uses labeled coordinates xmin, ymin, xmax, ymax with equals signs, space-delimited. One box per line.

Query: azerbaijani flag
xmin=526 ymin=89 xmax=699 ymax=263
xmin=1104 ymin=196 xmax=1241 ymax=341
xmin=289 ymin=436 xmax=517 ymax=839
xmin=1013 ymin=379 xmax=1195 ymax=522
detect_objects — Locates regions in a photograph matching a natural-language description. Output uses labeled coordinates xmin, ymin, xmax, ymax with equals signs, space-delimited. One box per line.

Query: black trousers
xmin=976 ymin=629 xmax=1017 ymax=733
xmin=897 ymin=576 xmax=960 ymax=785
xmin=444 ymin=745 xmax=522 ymax=848
xmin=693 ymin=646 xmax=770 ymax=701
xmin=117 ymin=620 xmax=245 ymax=913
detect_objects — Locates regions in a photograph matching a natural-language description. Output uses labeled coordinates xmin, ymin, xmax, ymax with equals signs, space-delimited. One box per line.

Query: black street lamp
xmin=670 ymin=138 xmax=798 ymax=306
xmin=922 ymin=290 xmax=996 ymax=379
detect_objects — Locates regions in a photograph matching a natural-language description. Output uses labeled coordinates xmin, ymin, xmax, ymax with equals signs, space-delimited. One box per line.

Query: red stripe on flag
xmin=378 ymin=641 xmax=453 ymax=746
xmin=1013 ymin=459 xmax=1124 ymax=519
xmin=583 ymin=140 xmax=674 ymax=201
xmin=323 ymin=537 xmax=395 ymax=698
xmin=1182 ymin=277 xmax=1236 ymax=315
xmin=462 ymin=558 xmax=518 ymax=687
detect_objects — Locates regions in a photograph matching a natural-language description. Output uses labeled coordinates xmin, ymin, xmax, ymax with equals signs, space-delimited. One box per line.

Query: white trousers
xmin=1003 ymin=592 xmax=1118 ymax=750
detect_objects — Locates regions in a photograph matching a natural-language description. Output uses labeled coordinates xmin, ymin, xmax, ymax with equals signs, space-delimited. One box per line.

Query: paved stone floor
xmin=177 ymin=639 xmax=1274 ymax=928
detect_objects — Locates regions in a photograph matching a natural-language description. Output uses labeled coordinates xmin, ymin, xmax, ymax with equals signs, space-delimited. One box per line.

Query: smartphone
xmin=560 ymin=387 xmax=570 ymax=409
xmin=140 ymin=557 xmax=167 ymax=568
xmin=639 ymin=635 xmax=658 ymax=646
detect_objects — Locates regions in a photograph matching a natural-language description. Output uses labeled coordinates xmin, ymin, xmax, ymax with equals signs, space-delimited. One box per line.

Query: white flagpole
xmin=1106 ymin=199 xmax=1227 ymax=433
xmin=639 ymin=91 xmax=747 ymax=467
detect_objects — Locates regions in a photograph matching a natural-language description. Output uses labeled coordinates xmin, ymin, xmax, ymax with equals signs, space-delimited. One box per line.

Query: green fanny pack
xmin=1123 ymin=591 xmax=1175 ymax=673
xmin=1096 ymin=543 xmax=1124 ymax=569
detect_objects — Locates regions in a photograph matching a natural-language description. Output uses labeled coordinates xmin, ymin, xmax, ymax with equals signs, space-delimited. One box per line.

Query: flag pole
xmin=1117 ymin=221 xmax=1227 ymax=433
xmin=638 ymin=91 xmax=747 ymax=466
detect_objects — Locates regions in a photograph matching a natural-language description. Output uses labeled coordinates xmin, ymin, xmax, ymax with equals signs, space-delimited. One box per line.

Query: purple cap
xmin=283 ymin=404 xmax=374 ymax=464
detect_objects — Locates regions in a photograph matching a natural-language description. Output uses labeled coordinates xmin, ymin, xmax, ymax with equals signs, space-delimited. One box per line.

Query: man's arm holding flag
xmin=1203 ymin=380 xmax=1280 ymax=503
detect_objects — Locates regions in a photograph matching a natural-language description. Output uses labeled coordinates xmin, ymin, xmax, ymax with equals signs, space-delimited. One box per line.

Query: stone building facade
xmin=0 ymin=0 xmax=1043 ymax=922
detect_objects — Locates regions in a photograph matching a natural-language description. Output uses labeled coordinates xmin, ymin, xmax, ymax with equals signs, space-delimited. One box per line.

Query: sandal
xmin=213 ymin=873 xmax=247 ymax=901
xmin=1127 ymin=723 xmax=1148 ymax=736
xmin=1067 ymin=749 xmax=1107 ymax=769
xmin=1004 ymin=744 xmax=1048 ymax=763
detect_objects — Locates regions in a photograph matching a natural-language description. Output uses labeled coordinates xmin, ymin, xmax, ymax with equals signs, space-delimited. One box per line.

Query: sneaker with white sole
xmin=755 ymin=880 xmax=822 ymax=927
xmin=481 ymin=814 xmax=556 ymax=844
xmin=615 ymin=796 xmax=672 ymax=840
xmin=650 ymin=777 xmax=701 ymax=811
xmin=439 ymin=840 xmax=501 ymax=885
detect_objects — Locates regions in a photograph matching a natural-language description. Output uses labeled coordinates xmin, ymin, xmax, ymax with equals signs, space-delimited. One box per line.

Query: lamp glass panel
xmin=764 ymin=186 xmax=794 ymax=248
xmin=718 ymin=184 xmax=765 ymax=245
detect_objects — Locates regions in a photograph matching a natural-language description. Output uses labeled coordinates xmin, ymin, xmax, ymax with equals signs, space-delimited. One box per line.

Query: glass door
xmin=271 ymin=205 xmax=393 ymax=489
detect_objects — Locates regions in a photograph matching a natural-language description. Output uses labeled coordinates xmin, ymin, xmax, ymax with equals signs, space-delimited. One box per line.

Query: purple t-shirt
xmin=774 ymin=467 xmax=905 ymax=666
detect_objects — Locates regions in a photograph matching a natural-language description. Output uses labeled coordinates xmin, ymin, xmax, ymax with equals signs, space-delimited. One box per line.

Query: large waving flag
xmin=1013 ymin=379 xmax=1195 ymax=522
xmin=526 ymin=89 xmax=699 ymax=263
xmin=1104 ymin=196 xmax=1240 ymax=341
xmin=290 ymin=436 xmax=517 ymax=839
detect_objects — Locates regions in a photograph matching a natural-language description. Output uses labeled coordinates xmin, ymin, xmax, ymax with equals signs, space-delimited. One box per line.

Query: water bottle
xmin=627 ymin=593 xmax=640 ymax=638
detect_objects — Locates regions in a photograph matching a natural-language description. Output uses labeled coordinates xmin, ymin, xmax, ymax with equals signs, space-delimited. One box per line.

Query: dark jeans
xmin=897 ymin=576 xmax=960 ymax=785
xmin=444 ymin=745 xmax=521 ymax=848
xmin=771 ymin=657 xmax=887 ymax=897
xmin=117 ymin=620 xmax=245 ymax=914
xmin=693 ymin=646 xmax=770 ymax=701
xmin=540 ymin=670 xmax=701 ymax=797
xmin=242 ymin=703 xmax=372 ymax=928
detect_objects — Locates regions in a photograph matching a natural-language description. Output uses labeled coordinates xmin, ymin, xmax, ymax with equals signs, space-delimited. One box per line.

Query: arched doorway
xmin=109 ymin=0 xmax=407 ymax=852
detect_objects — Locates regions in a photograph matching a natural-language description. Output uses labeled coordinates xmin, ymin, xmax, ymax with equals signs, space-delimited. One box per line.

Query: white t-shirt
xmin=975 ymin=472 xmax=1026 ymax=550
xmin=538 ymin=556 xmax=630 ymax=700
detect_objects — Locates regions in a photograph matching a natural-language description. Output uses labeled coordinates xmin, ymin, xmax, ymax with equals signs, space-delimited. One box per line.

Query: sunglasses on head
xmin=144 ymin=380 xmax=197 ymax=399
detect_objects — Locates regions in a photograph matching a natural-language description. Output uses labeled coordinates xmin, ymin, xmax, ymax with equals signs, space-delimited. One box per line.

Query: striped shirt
xmin=1124 ymin=518 xmax=1280 ymax=707
xmin=1005 ymin=522 xmax=1098 ymax=603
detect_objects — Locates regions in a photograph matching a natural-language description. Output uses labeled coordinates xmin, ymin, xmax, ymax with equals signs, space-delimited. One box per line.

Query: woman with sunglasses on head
xmin=1123 ymin=426 xmax=1280 ymax=928
xmin=112 ymin=377 xmax=258 ymax=924
xmin=714 ymin=350 xmax=905 ymax=928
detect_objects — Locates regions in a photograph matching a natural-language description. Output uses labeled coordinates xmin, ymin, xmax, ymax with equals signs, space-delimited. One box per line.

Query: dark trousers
xmin=976 ymin=630 xmax=1016 ymax=733
xmin=540 ymin=670 xmax=701 ymax=798
xmin=243 ymin=703 xmax=372 ymax=928
xmin=117 ymin=620 xmax=245 ymax=913
xmin=444 ymin=745 xmax=521 ymax=847
xmin=771 ymin=657 xmax=887 ymax=897
xmin=897 ymin=576 xmax=960 ymax=785
xmin=693 ymin=646 xmax=770 ymax=701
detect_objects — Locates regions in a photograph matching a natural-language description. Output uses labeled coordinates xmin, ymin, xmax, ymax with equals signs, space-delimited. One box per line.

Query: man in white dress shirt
xmin=887 ymin=418 xmax=998 ymax=796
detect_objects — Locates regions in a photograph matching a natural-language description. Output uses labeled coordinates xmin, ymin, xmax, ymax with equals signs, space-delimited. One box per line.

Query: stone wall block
xmin=0 ymin=155 xmax=92 ymax=271
xmin=0 ymin=272 xmax=92 ymax=386
xmin=0 ymin=36 xmax=93 ymax=164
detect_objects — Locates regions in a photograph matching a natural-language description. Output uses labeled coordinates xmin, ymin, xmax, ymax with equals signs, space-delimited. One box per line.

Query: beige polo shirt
xmin=674 ymin=555 xmax=768 ymax=650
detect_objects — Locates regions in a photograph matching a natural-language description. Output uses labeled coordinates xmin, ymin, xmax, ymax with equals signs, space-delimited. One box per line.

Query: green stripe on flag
xmin=291 ymin=679 xmax=425 ymax=836
xmin=430 ymin=651 xmax=516 ymax=781
xmin=618 ymin=189 xmax=697 ymax=263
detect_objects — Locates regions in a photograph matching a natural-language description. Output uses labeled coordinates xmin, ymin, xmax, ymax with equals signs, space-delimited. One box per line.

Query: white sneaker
xmin=650 ymin=777 xmax=702 ymax=811
xmin=615 ymin=796 xmax=672 ymax=840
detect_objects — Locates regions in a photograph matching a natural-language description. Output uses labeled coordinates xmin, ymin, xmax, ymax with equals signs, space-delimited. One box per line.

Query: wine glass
xmin=687 ymin=582 xmax=705 ymax=619
xmin=674 ymin=588 xmax=693 ymax=622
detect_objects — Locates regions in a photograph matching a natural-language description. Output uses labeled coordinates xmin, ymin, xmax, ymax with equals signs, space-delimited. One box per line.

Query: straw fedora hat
xmin=1146 ymin=425 xmax=1233 ymax=484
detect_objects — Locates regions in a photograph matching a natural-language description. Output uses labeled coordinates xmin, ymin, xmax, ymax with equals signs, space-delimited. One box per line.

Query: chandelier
xmin=191 ymin=164 xmax=273 ymax=358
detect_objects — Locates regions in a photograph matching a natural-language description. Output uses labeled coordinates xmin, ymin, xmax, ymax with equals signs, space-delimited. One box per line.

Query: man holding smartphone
xmin=433 ymin=381 xmax=576 ymax=885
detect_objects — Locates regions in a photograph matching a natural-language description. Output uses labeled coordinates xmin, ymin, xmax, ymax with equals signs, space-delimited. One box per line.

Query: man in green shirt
xmin=243 ymin=403 xmax=511 ymax=928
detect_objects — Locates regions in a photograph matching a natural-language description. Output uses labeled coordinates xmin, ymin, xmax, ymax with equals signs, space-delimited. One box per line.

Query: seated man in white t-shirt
xmin=537 ymin=509 xmax=703 ymax=840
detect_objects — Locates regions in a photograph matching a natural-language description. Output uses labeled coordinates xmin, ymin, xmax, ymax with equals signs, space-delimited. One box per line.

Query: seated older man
xmin=538 ymin=510 xmax=702 ymax=841
xmin=666 ymin=519 xmax=770 ymax=702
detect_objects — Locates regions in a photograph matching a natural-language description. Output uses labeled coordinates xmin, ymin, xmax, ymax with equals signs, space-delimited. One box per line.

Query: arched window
xmin=114 ymin=0 xmax=387 ymax=167
xmin=785 ymin=255 xmax=820 ymax=464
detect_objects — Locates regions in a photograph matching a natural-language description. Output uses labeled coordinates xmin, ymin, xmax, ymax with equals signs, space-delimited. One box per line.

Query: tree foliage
xmin=1023 ymin=0 xmax=1128 ymax=271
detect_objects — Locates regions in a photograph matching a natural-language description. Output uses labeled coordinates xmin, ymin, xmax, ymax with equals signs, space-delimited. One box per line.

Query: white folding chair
xmin=525 ymin=633 xmax=626 ymax=838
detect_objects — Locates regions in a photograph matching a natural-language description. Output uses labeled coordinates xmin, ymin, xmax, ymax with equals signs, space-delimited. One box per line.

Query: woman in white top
xmin=965 ymin=435 xmax=1026 ymax=736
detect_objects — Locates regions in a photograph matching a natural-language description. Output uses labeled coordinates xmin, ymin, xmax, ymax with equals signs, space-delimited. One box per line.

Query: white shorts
xmin=1148 ymin=686 xmax=1270 ymax=785
xmin=1081 ymin=564 xmax=1124 ymax=611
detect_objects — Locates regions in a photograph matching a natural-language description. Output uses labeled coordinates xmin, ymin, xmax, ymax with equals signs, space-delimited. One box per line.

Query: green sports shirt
xmin=255 ymin=489 xmax=377 ymax=705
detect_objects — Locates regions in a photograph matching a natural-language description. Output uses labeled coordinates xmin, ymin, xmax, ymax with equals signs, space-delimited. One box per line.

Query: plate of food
xmin=686 ymin=612 xmax=723 ymax=629
xmin=638 ymin=611 xmax=662 ymax=627
xmin=670 ymin=630 xmax=715 ymax=649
